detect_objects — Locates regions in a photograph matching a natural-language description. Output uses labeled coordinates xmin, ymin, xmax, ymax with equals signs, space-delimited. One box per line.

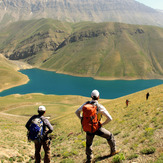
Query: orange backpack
xmin=82 ymin=101 xmax=101 ymax=133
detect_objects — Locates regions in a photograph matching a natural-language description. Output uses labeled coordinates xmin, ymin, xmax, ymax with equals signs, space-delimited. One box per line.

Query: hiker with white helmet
xmin=75 ymin=90 xmax=120 ymax=163
xmin=25 ymin=105 xmax=53 ymax=163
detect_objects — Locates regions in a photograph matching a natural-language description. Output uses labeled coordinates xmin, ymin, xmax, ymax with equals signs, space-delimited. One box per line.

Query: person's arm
xmin=98 ymin=105 xmax=112 ymax=126
xmin=75 ymin=103 xmax=85 ymax=120
xmin=25 ymin=115 xmax=36 ymax=130
xmin=43 ymin=118 xmax=53 ymax=135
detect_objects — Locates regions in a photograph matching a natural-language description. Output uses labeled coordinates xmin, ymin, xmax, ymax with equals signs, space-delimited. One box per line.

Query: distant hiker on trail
xmin=25 ymin=106 xmax=53 ymax=163
xmin=146 ymin=92 xmax=150 ymax=100
xmin=126 ymin=99 xmax=130 ymax=107
xmin=75 ymin=90 xmax=120 ymax=163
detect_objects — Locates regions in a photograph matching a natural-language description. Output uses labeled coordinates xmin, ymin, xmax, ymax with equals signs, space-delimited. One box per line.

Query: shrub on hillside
xmin=112 ymin=153 xmax=125 ymax=163
xmin=127 ymin=153 xmax=138 ymax=160
xmin=140 ymin=147 xmax=156 ymax=155
xmin=144 ymin=127 xmax=155 ymax=137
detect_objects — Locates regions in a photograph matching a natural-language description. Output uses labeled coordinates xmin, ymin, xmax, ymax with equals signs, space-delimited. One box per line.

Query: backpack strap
xmin=38 ymin=120 xmax=43 ymax=137
xmin=90 ymin=101 xmax=99 ymax=111
xmin=92 ymin=102 xmax=102 ymax=122
xmin=86 ymin=101 xmax=91 ymax=104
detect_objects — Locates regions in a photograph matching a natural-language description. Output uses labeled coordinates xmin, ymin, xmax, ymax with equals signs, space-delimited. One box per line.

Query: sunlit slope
xmin=0 ymin=20 xmax=163 ymax=79
xmin=0 ymin=55 xmax=29 ymax=92
xmin=0 ymin=84 xmax=162 ymax=162
xmin=50 ymin=84 xmax=163 ymax=162
xmin=0 ymin=19 xmax=72 ymax=66
xmin=42 ymin=22 xmax=163 ymax=79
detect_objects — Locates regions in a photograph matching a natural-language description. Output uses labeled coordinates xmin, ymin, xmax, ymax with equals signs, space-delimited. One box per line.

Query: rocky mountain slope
xmin=0 ymin=19 xmax=72 ymax=66
xmin=0 ymin=19 xmax=162 ymax=79
xmin=0 ymin=0 xmax=163 ymax=28
xmin=41 ymin=22 xmax=163 ymax=79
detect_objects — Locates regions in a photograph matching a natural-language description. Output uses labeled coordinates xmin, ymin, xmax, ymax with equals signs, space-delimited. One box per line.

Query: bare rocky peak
xmin=0 ymin=0 xmax=163 ymax=27
xmin=1 ymin=0 xmax=157 ymax=11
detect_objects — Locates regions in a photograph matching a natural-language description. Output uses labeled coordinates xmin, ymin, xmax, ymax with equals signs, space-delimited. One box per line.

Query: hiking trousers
xmin=86 ymin=127 xmax=116 ymax=161
xmin=34 ymin=139 xmax=51 ymax=163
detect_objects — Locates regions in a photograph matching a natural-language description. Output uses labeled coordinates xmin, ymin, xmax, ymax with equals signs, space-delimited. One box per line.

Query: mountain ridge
xmin=0 ymin=19 xmax=163 ymax=79
xmin=0 ymin=0 xmax=163 ymax=28
xmin=41 ymin=22 xmax=163 ymax=79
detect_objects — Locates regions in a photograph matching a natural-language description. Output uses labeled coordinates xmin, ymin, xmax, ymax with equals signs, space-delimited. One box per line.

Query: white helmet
xmin=38 ymin=105 xmax=46 ymax=112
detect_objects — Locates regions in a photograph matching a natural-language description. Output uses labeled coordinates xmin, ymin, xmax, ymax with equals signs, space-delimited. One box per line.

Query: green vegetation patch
xmin=112 ymin=153 xmax=125 ymax=163
xmin=140 ymin=147 xmax=156 ymax=155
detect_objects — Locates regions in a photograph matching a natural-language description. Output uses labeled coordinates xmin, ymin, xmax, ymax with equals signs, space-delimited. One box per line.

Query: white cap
xmin=91 ymin=90 xmax=100 ymax=98
xmin=38 ymin=105 xmax=46 ymax=112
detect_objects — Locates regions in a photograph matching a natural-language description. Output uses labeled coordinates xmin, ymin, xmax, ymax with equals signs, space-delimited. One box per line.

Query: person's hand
xmin=40 ymin=133 xmax=47 ymax=140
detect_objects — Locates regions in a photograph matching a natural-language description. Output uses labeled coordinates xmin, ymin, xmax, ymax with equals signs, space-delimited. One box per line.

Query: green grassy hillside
xmin=0 ymin=20 xmax=163 ymax=79
xmin=41 ymin=22 xmax=163 ymax=79
xmin=0 ymin=54 xmax=29 ymax=92
xmin=0 ymin=84 xmax=162 ymax=162
xmin=0 ymin=19 xmax=72 ymax=66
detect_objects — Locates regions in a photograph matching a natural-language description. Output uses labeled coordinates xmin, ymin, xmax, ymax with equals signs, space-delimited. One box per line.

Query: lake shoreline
xmin=0 ymin=73 xmax=29 ymax=93
xmin=40 ymin=67 xmax=163 ymax=81
xmin=1 ymin=67 xmax=163 ymax=94
xmin=1 ymin=68 xmax=163 ymax=99
xmin=0 ymin=60 xmax=31 ymax=93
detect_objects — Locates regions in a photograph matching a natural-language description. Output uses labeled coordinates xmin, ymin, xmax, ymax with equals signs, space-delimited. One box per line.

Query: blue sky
xmin=135 ymin=0 xmax=163 ymax=10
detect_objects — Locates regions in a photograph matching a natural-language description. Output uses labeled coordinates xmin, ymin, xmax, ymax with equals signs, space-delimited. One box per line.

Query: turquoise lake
xmin=0 ymin=68 xmax=163 ymax=99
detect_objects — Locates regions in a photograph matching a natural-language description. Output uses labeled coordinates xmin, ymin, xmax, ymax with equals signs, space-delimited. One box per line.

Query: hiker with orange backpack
xmin=75 ymin=90 xmax=120 ymax=163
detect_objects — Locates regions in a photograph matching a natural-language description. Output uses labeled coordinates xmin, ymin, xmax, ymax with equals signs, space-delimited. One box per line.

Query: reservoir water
xmin=0 ymin=68 xmax=163 ymax=99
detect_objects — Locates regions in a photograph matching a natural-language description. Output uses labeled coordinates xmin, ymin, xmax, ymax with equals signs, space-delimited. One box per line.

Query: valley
xmin=0 ymin=1 xmax=162 ymax=162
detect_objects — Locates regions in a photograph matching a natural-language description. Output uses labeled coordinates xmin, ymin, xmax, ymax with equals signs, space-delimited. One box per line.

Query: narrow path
xmin=0 ymin=112 xmax=28 ymax=118
xmin=0 ymin=103 xmax=77 ymax=119
xmin=0 ymin=103 xmax=41 ymax=118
